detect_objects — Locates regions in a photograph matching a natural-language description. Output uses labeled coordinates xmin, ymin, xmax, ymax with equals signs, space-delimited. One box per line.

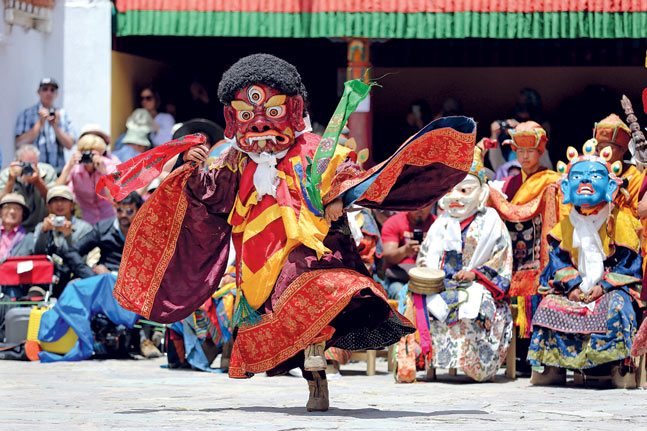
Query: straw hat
xmin=79 ymin=124 xmax=111 ymax=146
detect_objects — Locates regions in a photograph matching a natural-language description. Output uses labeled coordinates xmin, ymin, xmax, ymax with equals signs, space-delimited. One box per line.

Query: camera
xmin=48 ymin=107 xmax=56 ymax=120
xmin=497 ymin=120 xmax=512 ymax=130
xmin=413 ymin=229 xmax=424 ymax=243
xmin=482 ymin=138 xmax=498 ymax=149
xmin=79 ymin=151 xmax=94 ymax=164
xmin=52 ymin=216 xmax=66 ymax=227
xmin=19 ymin=162 xmax=34 ymax=177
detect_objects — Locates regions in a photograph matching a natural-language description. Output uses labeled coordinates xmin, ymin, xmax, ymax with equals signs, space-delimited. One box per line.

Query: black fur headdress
xmin=217 ymin=53 xmax=307 ymax=105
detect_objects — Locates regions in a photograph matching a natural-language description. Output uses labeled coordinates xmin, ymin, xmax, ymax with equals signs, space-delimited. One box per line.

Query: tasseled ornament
xmin=515 ymin=296 xmax=529 ymax=339
xmin=233 ymin=293 xmax=261 ymax=327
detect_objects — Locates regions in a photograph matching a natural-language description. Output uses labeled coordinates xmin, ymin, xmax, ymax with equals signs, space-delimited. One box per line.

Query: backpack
xmin=91 ymin=313 xmax=133 ymax=359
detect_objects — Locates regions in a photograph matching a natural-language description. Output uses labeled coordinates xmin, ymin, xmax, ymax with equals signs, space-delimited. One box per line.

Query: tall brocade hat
xmin=594 ymin=114 xmax=632 ymax=149
xmin=506 ymin=121 xmax=548 ymax=154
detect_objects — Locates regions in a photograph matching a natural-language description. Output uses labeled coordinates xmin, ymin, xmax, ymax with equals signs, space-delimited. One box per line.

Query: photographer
xmin=55 ymin=131 xmax=118 ymax=225
xmin=488 ymin=88 xmax=553 ymax=173
xmin=381 ymin=205 xmax=435 ymax=303
xmin=15 ymin=78 xmax=75 ymax=171
xmin=0 ymin=145 xmax=57 ymax=232
xmin=33 ymin=186 xmax=92 ymax=295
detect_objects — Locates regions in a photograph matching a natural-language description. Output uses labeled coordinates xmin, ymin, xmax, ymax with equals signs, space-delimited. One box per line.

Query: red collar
xmin=460 ymin=214 xmax=476 ymax=230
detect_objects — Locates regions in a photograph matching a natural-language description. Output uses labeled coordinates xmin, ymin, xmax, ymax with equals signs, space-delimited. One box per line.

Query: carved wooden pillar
xmin=346 ymin=38 xmax=373 ymax=166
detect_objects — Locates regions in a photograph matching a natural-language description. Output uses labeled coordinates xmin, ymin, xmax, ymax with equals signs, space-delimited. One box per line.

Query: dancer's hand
xmin=185 ymin=144 xmax=209 ymax=164
xmin=324 ymin=198 xmax=344 ymax=225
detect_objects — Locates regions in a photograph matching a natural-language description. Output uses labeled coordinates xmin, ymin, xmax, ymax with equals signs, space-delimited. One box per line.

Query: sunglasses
xmin=140 ymin=95 xmax=154 ymax=101
xmin=116 ymin=208 xmax=135 ymax=215
xmin=40 ymin=86 xmax=58 ymax=93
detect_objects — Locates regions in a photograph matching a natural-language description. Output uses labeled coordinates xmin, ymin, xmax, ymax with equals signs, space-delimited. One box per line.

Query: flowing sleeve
xmin=473 ymin=219 xmax=513 ymax=300
xmin=599 ymin=246 xmax=642 ymax=296
xmin=113 ymin=150 xmax=242 ymax=323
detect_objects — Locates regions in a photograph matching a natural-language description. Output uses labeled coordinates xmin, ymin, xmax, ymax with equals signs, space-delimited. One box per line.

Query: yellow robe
xmin=510 ymin=169 xmax=569 ymax=220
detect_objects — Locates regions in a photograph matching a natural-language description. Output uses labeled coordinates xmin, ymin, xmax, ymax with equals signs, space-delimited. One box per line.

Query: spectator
xmin=55 ymin=132 xmax=118 ymax=225
xmin=67 ymin=192 xmax=143 ymax=278
xmin=112 ymin=109 xmax=154 ymax=163
xmin=432 ymin=97 xmax=464 ymax=120
xmin=488 ymin=88 xmax=553 ymax=171
xmin=15 ymin=78 xmax=75 ymax=172
xmin=33 ymin=185 xmax=93 ymax=296
xmin=399 ymin=99 xmax=432 ymax=144
xmin=139 ymin=86 xmax=175 ymax=147
xmin=77 ymin=124 xmax=119 ymax=163
xmin=0 ymin=193 xmax=34 ymax=262
xmin=65 ymin=192 xmax=161 ymax=358
xmin=381 ymin=205 xmax=435 ymax=303
xmin=0 ymin=145 xmax=57 ymax=232
xmin=180 ymin=78 xmax=223 ymax=125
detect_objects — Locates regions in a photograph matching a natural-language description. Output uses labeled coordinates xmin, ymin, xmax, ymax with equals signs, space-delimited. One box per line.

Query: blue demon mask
xmin=560 ymin=161 xmax=617 ymax=208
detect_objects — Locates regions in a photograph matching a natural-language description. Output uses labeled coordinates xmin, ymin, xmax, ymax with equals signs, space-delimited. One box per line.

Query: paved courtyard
xmin=4 ymin=356 xmax=647 ymax=430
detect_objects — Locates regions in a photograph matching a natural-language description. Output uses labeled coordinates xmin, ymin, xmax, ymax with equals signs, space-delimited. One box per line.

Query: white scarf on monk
xmin=569 ymin=204 xmax=610 ymax=294
xmin=422 ymin=207 xmax=501 ymax=272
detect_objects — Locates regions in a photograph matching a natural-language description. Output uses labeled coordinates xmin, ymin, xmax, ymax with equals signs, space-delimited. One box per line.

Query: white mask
xmin=439 ymin=174 xmax=489 ymax=219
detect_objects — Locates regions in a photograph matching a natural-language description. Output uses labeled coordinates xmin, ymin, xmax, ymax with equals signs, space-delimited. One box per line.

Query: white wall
xmin=0 ymin=0 xmax=111 ymax=168
xmin=63 ymin=0 xmax=111 ymax=143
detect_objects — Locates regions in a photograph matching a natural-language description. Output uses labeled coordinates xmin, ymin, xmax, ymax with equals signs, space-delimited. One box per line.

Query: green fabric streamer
xmin=116 ymin=11 xmax=647 ymax=39
xmin=304 ymin=79 xmax=372 ymax=215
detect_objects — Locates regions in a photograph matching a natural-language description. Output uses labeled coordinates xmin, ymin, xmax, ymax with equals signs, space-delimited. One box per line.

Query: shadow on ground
xmin=116 ymin=406 xmax=488 ymax=418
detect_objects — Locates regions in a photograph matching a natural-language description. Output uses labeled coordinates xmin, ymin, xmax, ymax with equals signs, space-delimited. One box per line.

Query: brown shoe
xmin=304 ymin=342 xmax=326 ymax=371
xmin=530 ymin=366 xmax=566 ymax=386
xmin=140 ymin=339 xmax=162 ymax=358
xmin=306 ymin=375 xmax=329 ymax=412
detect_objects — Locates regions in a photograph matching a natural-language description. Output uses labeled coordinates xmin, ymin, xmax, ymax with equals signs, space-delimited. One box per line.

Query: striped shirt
xmin=14 ymin=103 xmax=75 ymax=169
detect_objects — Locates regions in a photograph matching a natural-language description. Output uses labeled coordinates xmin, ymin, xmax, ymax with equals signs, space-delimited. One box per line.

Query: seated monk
xmin=528 ymin=140 xmax=643 ymax=387
xmin=412 ymin=149 xmax=514 ymax=382
xmin=488 ymin=122 xmax=564 ymax=374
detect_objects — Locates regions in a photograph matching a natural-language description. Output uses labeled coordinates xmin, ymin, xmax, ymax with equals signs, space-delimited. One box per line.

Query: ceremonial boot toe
xmin=530 ymin=366 xmax=566 ymax=386
xmin=306 ymin=375 xmax=329 ymax=412
xmin=304 ymin=342 xmax=326 ymax=371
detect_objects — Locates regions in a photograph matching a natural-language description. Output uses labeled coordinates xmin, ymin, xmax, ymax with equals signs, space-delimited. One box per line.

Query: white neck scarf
xmin=420 ymin=208 xmax=502 ymax=272
xmin=231 ymin=121 xmax=312 ymax=202
xmin=421 ymin=210 xmax=475 ymax=270
xmin=232 ymin=143 xmax=289 ymax=201
xmin=569 ymin=204 xmax=610 ymax=294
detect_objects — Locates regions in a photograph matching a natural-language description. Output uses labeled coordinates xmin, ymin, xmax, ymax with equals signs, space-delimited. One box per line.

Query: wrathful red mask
xmin=224 ymin=84 xmax=306 ymax=154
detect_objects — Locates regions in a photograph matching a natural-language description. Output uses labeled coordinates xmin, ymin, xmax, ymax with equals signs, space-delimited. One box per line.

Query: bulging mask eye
xmin=237 ymin=110 xmax=254 ymax=122
xmin=265 ymin=105 xmax=286 ymax=119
